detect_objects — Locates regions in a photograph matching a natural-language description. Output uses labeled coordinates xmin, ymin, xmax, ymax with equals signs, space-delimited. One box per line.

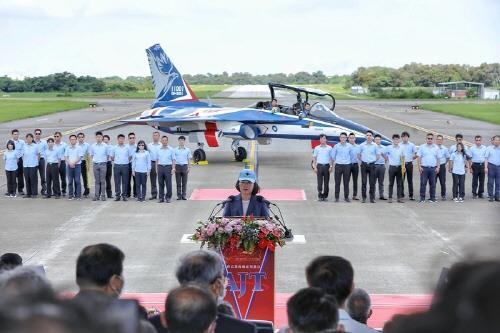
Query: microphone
xmin=208 ymin=195 xmax=235 ymax=221
xmin=256 ymin=196 xmax=293 ymax=240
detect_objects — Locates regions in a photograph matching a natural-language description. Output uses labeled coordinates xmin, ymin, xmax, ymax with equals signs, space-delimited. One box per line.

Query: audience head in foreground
xmin=346 ymin=288 xmax=372 ymax=324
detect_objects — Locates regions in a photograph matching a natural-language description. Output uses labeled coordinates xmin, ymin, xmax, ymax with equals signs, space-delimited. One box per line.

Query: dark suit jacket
xmin=222 ymin=194 xmax=269 ymax=218
xmin=149 ymin=313 xmax=257 ymax=333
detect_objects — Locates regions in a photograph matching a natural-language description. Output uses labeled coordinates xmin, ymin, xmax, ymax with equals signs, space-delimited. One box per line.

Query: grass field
xmin=0 ymin=100 xmax=89 ymax=123
xmin=421 ymin=103 xmax=500 ymax=125
xmin=306 ymin=84 xmax=370 ymax=100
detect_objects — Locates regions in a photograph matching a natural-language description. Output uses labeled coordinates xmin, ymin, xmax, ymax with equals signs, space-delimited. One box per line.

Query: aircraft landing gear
xmin=231 ymin=140 xmax=247 ymax=162
xmin=193 ymin=143 xmax=207 ymax=163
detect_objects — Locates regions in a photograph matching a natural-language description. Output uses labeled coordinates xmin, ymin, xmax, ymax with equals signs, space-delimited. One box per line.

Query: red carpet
xmin=189 ymin=188 xmax=307 ymax=201
xmin=123 ymin=293 xmax=431 ymax=330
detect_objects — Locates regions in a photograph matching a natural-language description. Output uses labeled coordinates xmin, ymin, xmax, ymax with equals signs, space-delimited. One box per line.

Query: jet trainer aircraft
xmin=123 ymin=44 xmax=390 ymax=162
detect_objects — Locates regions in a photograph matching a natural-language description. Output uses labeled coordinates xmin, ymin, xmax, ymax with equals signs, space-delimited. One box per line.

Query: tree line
xmin=1 ymin=63 xmax=498 ymax=93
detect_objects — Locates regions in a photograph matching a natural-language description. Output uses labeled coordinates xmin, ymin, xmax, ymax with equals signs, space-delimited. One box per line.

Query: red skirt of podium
xmin=220 ymin=247 xmax=275 ymax=323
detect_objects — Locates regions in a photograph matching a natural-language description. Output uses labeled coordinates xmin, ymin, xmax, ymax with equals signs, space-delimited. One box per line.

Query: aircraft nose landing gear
xmin=231 ymin=140 xmax=247 ymax=162
xmin=193 ymin=143 xmax=207 ymax=163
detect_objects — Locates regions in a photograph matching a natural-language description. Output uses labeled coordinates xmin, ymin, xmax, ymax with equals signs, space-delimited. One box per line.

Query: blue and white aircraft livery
xmin=123 ymin=44 xmax=390 ymax=162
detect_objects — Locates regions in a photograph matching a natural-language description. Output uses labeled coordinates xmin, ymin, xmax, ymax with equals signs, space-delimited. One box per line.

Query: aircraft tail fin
xmin=146 ymin=44 xmax=198 ymax=102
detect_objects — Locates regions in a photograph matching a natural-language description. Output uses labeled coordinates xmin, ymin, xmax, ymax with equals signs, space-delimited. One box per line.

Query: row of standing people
xmin=312 ymin=131 xmax=500 ymax=203
xmin=3 ymin=129 xmax=193 ymax=202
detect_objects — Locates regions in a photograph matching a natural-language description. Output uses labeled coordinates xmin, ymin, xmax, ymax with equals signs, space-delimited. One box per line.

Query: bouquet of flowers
xmin=191 ymin=216 xmax=286 ymax=253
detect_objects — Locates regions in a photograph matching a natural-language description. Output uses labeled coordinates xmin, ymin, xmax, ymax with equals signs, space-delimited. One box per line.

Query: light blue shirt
xmin=375 ymin=144 xmax=385 ymax=165
xmin=450 ymin=152 xmax=466 ymax=175
xmin=34 ymin=139 xmax=48 ymax=159
xmin=485 ymin=145 xmax=500 ymax=166
xmin=417 ymin=144 xmax=439 ymax=167
xmin=174 ymin=146 xmax=192 ymax=165
xmin=384 ymin=144 xmax=404 ymax=166
xmin=148 ymin=142 xmax=162 ymax=161
xmin=45 ymin=147 xmax=63 ymax=163
xmin=449 ymin=144 xmax=470 ymax=157
xmin=128 ymin=144 xmax=136 ymax=159
xmin=3 ymin=150 xmax=18 ymax=171
xmin=358 ymin=141 xmax=378 ymax=163
xmin=436 ymin=145 xmax=450 ymax=165
xmin=22 ymin=143 xmax=40 ymax=167
xmin=132 ymin=151 xmax=152 ymax=173
xmin=401 ymin=142 xmax=417 ymax=162
xmin=111 ymin=144 xmax=131 ymax=165
xmin=54 ymin=142 xmax=67 ymax=161
xmin=469 ymin=145 xmax=487 ymax=163
xmin=313 ymin=145 xmax=332 ymax=164
xmin=78 ymin=142 xmax=90 ymax=158
xmin=90 ymin=143 xmax=109 ymax=163
xmin=157 ymin=146 xmax=176 ymax=165
xmin=64 ymin=145 xmax=83 ymax=164
xmin=349 ymin=144 xmax=360 ymax=163
xmin=11 ymin=139 xmax=25 ymax=155
xmin=331 ymin=143 xmax=351 ymax=165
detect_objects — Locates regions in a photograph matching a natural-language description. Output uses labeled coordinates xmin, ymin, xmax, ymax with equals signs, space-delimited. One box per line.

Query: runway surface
xmin=0 ymin=98 xmax=498 ymax=299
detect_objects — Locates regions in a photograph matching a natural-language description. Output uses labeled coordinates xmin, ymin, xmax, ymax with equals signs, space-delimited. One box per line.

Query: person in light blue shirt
xmin=374 ymin=134 xmax=387 ymax=200
xmin=400 ymin=131 xmax=417 ymax=200
xmin=357 ymin=131 xmax=379 ymax=203
xmin=10 ymin=129 xmax=25 ymax=194
xmin=331 ymin=132 xmax=352 ymax=202
xmin=449 ymin=133 xmax=470 ymax=157
xmin=111 ymin=134 xmax=131 ymax=201
xmin=103 ymin=134 xmax=113 ymax=199
xmin=174 ymin=136 xmax=193 ymax=200
xmin=34 ymin=129 xmax=48 ymax=196
xmin=54 ymin=132 xmax=68 ymax=196
xmin=485 ymin=135 xmax=500 ymax=202
xmin=313 ymin=134 xmax=333 ymax=201
xmin=348 ymin=133 xmax=360 ymax=200
xmin=469 ymin=135 xmax=487 ymax=198
xmin=64 ymin=134 xmax=83 ymax=200
xmin=132 ymin=140 xmax=152 ymax=202
xmin=448 ymin=142 xmax=468 ymax=202
xmin=44 ymin=138 xmax=62 ymax=198
xmin=21 ymin=133 xmax=40 ymax=198
xmin=127 ymin=132 xmax=137 ymax=198
xmin=417 ymin=133 xmax=440 ymax=202
xmin=148 ymin=131 xmax=162 ymax=200
xmin=77 ymin=132 xmax=91 ymax=197
xmin=435 ymin=135 xmax=450 ymax=200
xmin=384 ymin=134 xmax=404 ymax=202
xmin=4 ymin=140 xmax=18 ymax=197
xmin=90 ymin=131 xmax=109 ymax=201
xmin=156 ymin=135 xmax=177 ymax=203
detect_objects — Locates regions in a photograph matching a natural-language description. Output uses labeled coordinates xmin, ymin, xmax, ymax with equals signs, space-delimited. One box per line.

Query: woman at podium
xmin=223 ymin=169 xmax=270 ymax=218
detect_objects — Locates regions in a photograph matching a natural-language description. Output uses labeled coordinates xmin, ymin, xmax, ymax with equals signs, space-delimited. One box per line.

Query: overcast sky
xmin=1 ymin=0 xmax=499 ymax=78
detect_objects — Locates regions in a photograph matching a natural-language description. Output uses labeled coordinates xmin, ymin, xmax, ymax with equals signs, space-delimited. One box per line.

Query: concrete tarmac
xmin=0 ymin=98 xmax=498 ymax=295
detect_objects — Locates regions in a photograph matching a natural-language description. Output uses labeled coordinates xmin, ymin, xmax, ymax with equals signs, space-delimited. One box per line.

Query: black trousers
xmin=128 ymin=162 xmax=136 ymax=197
xmin=350 ymin=163 xmax=359 ymax=197
xmin=334 ymin=164 xmax=350 ymax=199
xmin=175 ymin=164 xmax=189 ymax=199
xmin=388 ymin=165 xmax=403 ymax=199
xmin=38 ymin=158 xmax=46 ymax=194
xmin=420 ymin=166 xmax=437 ymax=201
xmin=135 ymin=172 xmax=147 ymax=200
xmin=6 ymin=170 xmax=16 ymax=195
xmin=16 ymin=157 xmax=24 ymax=192
xmin=81 ymin=159 xmax=90 ymax=196
xmin=59 ymin=160 xmax=67 ymax=193
xmin=113 ymin=164 xmax=129 ymax=198
xmin=436 ymin=163 xmax=447 ymax=197
xmin=150 ymin=161 xmax=158 ymax=198
xmin=452 ymin=173 xmax=465 ymax=199
xmin=46 ymin=163 xmax=61 ymax=196
xmin=471 ymin=162 xmax=485 ymax=196
xmin=402 ymin=161 xmax=414 ymax=198
xmin=23 ymin=167 xmax=38 ymax=196
xmin=106 ymin=161 xmax=112 ymax=197
xmin=375 ymin=164 xmax=386 ymax=198
xmin=158 ymin=165 xmax=173 ymax=199
xmin=316 ymin=164 xmax=330 ymax=199
xmin=361 ymin=162 xmax=376 ymax=200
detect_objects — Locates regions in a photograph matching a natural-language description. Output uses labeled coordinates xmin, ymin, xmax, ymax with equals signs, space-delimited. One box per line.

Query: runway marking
xmin=25 ymin=202 xmax=111 ymax=267
xmin=180 ymin=233 xmax=306 ymax=244
xmin=0 ymin=109 xmax=142 ymax=155
xmin=348 ymin=105 xmax=473 ymax=146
